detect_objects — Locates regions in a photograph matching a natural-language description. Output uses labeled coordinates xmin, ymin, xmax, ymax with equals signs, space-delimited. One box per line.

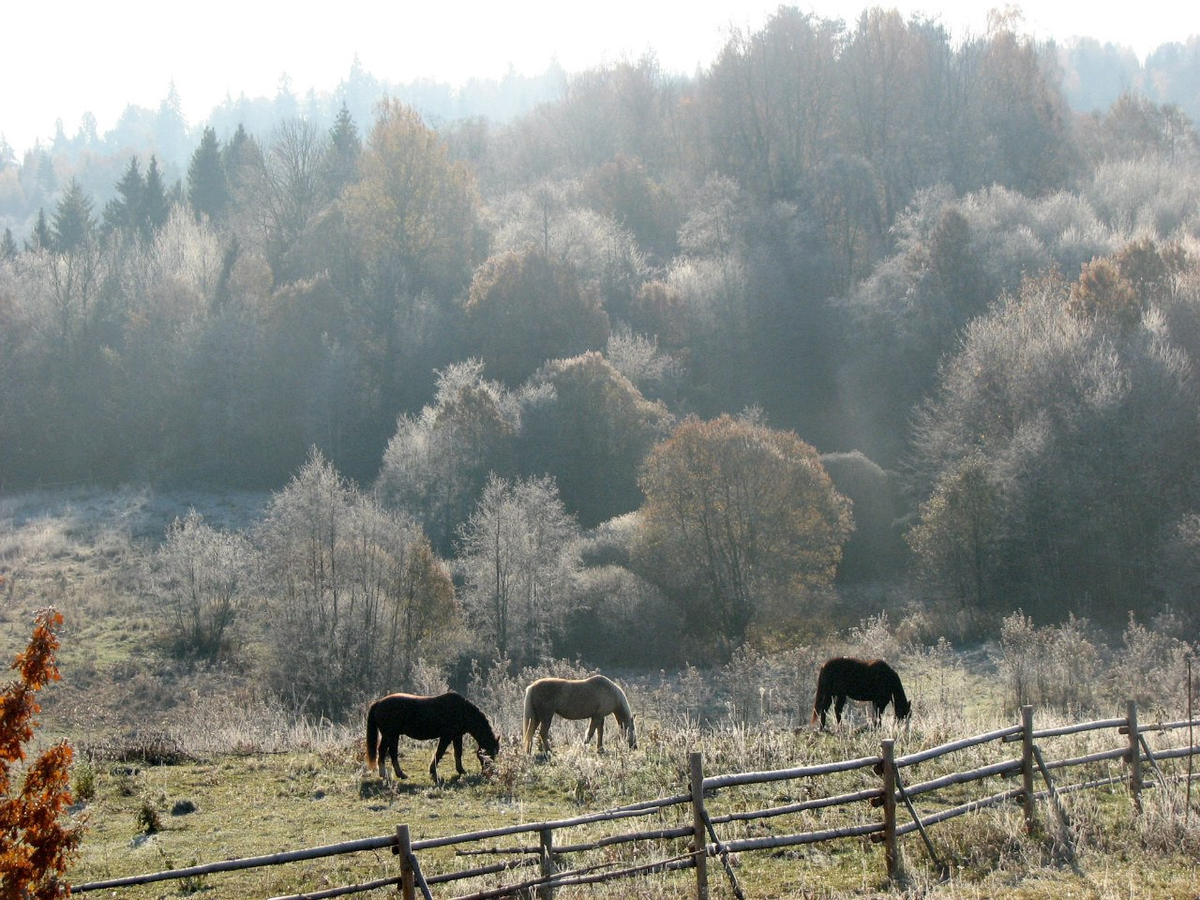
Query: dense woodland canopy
xmin=4 ymin=7 xmax=1200 ymax=707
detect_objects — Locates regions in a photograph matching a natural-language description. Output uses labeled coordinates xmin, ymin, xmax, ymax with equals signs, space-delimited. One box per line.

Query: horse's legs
xmin=376 ymin=732 xmax=388 ymax=779
xmin=814 ymin=693 xmax=830 ymax=730
xmin=429 ymin=736 xmax=453 ymax=782
xmin=538 ymin=718 xmax=552 ymax=752
xmin=588 ymin=716 xmax=605 ymax=752
xmin=834 ymin=695 xmax=847 ymax=724
xmin=386 ymin=733 xmax=408 ymax=780
xmin=452 ymin=735 xmax=466 ymax=775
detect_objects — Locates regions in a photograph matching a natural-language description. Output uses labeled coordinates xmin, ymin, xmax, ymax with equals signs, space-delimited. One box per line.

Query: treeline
xmin=4 ymin=7 xmax=1200 ymax=673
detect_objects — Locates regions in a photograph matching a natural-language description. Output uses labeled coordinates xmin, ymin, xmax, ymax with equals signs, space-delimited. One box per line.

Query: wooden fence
xmin=72 ymin=702 xmax=1200 ymax=900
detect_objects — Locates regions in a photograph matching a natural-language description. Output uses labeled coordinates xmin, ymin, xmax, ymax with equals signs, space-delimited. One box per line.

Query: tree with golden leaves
xmin=0 ymin=607 xmax=82 ymax=899
xmin=342 ymin=97 xmax=479 ymax=298
xmin=635 ymin=414 xmax=852 ymax=660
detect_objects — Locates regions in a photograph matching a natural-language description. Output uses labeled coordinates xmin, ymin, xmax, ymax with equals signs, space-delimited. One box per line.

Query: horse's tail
xmin=810 ymin=667 xmax=828 ymax=725
xmin=365 ymin=702 xmax=379 ymax=768
xmin=522 ymin=685 xmax=536 ymax=753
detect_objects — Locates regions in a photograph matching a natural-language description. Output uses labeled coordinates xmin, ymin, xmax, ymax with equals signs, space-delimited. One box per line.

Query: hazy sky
xmin=2 ymin=0 xmax=1195 ymax=158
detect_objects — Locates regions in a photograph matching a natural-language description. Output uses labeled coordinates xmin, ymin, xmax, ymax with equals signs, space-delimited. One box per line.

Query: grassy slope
xmin=3 ymin=488 xmax=1199 ymax=898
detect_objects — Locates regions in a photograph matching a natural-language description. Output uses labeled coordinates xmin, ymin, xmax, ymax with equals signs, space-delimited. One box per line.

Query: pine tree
xmin=325 ymin=103 xmax=361 ymax=196
xmin=187 ymin=126 xmax=227 ymax=222
xmin=142 ymin=155 xmax=171 ymax=235
xmin=51 ymin=179 xmax=95 ymax=252
xmin=102 ymin=156 xmax=143 ymax=239
xmin=1 ymin=228 xmax=17 ymax=259
xmin=26 ymin=209 xmax=51 ymax=251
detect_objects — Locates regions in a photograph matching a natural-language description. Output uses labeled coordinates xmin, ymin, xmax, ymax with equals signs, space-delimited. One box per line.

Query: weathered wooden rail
xmin=72 ymin=701 xmax=1200 ymax=899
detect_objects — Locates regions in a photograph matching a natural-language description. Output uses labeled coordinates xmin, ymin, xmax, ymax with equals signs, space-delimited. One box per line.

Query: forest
xmin=4 ymin=6 xmax=1200 ymax=720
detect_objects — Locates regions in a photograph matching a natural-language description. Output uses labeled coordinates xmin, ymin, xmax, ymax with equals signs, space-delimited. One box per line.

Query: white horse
xmin=522 ymin=675 xmax=637 ymax=753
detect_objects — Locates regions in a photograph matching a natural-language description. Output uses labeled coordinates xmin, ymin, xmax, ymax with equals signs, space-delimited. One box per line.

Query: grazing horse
xmin=365 ymin=691 xmax=500 ymax=782
xmin=810 ymin=657 xmax=912 ymax=730
xmin=523 ymin=675 xmax=637 ymax=753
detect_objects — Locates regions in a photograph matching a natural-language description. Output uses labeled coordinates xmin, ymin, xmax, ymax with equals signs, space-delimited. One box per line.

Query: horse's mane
xmin=459 ymin=695 xmax=497 ymax=739
xmin=610 ymin=680 xmax=633 ymax=725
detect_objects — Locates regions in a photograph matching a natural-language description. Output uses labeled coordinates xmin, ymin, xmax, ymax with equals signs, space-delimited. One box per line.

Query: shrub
xmin=0 ymin=607 xmax=83 ymax=899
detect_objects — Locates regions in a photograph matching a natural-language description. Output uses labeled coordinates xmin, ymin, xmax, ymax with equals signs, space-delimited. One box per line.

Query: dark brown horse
xmin=810 ymin=657 xmax=911 ymax=730
xmin=366 ymin=691 xmax=500 ymax=782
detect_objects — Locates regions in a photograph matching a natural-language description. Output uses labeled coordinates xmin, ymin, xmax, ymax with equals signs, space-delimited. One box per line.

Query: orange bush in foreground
xmin=0 ymin=608 xmax=82 ymax=899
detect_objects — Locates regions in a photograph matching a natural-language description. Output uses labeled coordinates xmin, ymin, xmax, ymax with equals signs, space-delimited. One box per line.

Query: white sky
xmin=1 ymin=1 xmax=1196 ymax=158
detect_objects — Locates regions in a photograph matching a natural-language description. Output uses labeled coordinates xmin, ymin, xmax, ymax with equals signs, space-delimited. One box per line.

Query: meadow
xmin=2 ymin=487 xmax=1199 ymax=899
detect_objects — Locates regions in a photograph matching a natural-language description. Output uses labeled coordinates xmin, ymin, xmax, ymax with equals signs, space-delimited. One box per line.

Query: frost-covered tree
xmin=148 ymin=510 xmax=253 ymax=659
xmin=910 ymin=248 xmax=1200 ymax=624
xmin=456 ymin=474 xmax=580 ymax=662
xmin=256 ymin=450 xmax=459 ymax=717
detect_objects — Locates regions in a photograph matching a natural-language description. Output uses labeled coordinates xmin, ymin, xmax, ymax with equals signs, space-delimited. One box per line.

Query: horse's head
xmin=895 ymin=696 xmax=912 ymax=720
xmin=476 ymin=730 xmax=501 ymax=770
xmin=625 ymin=717 xmax=638 ymax=749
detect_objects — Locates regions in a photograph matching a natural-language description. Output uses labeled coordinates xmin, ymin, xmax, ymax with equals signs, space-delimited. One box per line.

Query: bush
xmin=994 ymin=612 xmax=1100 ymax=712
xmin=0 ymin=607 xmax=83 ymax=899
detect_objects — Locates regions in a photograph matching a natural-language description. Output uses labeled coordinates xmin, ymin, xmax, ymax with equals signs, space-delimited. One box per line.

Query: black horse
xmin=365 ymin=691 xmax=500 ymax=782
xmin=810 ymin=657 xmax=912 ymax=730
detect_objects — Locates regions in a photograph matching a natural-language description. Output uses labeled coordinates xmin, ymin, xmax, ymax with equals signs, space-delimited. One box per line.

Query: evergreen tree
xmin=35 ymin=153 xmax=56 ymax=196
xmin=142 ymin=155 xmax=170 ymax=234
xmin=102 ymin=156 xmax=143 ymax=239
xmin=51 ymin=179 xmax=95 ymax=252
xmin=324 ymin=103 xmax=361 ymax=197
xmin=187 ymin=127 xmax=227 ymax=222
xmin=223 ymin=124 xmax=256 ymax=176
xmin=26 ymin=209 xmax=51 ymax=251
xmin=1 ymin=228 xmax=17 ymax=260
xmin=156 ymin=80 xmax=189 ymax=165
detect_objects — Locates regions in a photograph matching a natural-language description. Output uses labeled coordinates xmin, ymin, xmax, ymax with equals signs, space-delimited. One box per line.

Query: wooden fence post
xmin=690 ymin=751 xmax=709 ymax=900
xmin=396 ymin=824 xmax=415 ymax=900
xmin=1126 ymin=700 xmax=1142 ymax=812
xmin=1021 ymin=705 xmax=1035 ymax=833
xmin=538 ymin=827 xmax=555 ymax=900
xmin=880 ymin=739 xmax=898 ymax=879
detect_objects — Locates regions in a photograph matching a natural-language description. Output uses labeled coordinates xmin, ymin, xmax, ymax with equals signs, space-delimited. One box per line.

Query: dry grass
xmin=60 ymin=705 xmax=1200 ymax=899
xmin=4 ymin=487 xmax=1200 ymax=898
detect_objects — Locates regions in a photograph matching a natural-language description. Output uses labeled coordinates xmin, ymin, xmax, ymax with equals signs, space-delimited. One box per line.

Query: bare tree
xmin=148 ymin=510 xmax=253 ymax=660
xmin=255 ymin=449 xmax=459 ymax=718
xmin=456 ymin=474 xmax=580 ymax=662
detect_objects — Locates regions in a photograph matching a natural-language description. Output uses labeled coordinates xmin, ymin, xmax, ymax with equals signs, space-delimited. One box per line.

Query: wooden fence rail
xmin=72 ymin=702 xmax=1200 ymax=899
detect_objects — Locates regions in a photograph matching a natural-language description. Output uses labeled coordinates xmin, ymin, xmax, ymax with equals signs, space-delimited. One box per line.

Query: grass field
xmin=3 ymin=487 xmax=1200 ymax=899
xmin=63 ymin=719 xmax=1200 ymax=899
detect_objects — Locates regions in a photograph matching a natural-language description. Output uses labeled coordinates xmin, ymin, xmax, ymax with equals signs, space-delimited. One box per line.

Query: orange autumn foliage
xmin=0 ymin=608 xmax=82 ymax=899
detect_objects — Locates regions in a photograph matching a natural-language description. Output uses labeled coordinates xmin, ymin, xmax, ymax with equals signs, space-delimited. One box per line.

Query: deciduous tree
xmin=147 ymin=510 xmax=253 ymax=659
xmin=464 ymin=247 xmax=609 ymax=386
xmin=343 ymin=97 xmax=479 ymax=298
xmin=256 ymin=450 xmax=457 ymax=716
xmin=635 ymin=414 xmax=852 ymax=660
xmin=519 ymin=351 xmax=672 ymax=527
xmin=377 ymin=360 xmax=518 ymax=553
xmin=456 ymin=474 xmax=580 ymax=662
